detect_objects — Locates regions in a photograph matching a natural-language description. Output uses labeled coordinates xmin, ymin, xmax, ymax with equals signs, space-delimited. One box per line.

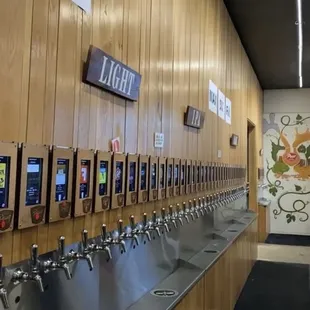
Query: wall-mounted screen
xmin=55 ymin=158 xmax=69 ymax=202
xmin=181 ymin=165 xmax=185 ymax=186
xmin=140 ymin=162 xmax=147 ymax=190
xmin=26 ymin=157 xmax=43 ymax=206
xmin=151 ymin=163 xmax=157 ymax=189
xmin=197 ymin=165 xmax=200 ymax=183
xmin=129 ymin=162 xmax=136 ymax=192
xmin=115 ymin=161 xmax=124 ymax=194
xmin=192 ymin=166 xmax=196 ymax=184
xmin=80 ymin=159 xmax=90 ymax=199
xmin=174 ymin=164 xmax=179 ymax=186
xmin=160 ymin=164 xmax=165 ymax=189
xmin=99 ymin=160 xmax=108 ymax=196
xmin=168 ymin=164 xmax=173 ymax=187
xmin=187 ymin=165 xmax=191 ymax=184
xmin=0 ymin=156 xmax=10 ymax=208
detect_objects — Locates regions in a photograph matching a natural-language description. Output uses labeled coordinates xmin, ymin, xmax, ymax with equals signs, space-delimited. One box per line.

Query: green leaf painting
xmin=298 ymin=144 xmax=306 ymax=153
xmin=269 ymin=187 xmax=278 ymax=197
xmin=295 ymin=185 xmax=302 ymax=192
xmin=271 ymin=142 xmax=285 ymax=162
xmin=296 ymin=114 xmax=302 ymax=121
xmin=272 ymin=161 xmax=289 ymax=174
xmin=306 ymin=145 xmax=310 ymax=159
xmin=286 ymin=214 xmax=296 ymax=224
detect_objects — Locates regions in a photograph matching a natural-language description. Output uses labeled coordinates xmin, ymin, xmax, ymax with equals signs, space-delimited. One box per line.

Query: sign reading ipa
xmin=84 ymin=45 xmax=142 ymax=101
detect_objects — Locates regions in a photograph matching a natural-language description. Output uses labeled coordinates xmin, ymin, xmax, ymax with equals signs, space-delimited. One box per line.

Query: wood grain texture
xmin=0 ymin=0 xmax=262 ymax=264
xmin=175 ymin=219 xmax=258 ymax=310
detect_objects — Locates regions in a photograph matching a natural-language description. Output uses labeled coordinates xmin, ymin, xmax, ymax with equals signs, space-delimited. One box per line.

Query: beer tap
xmin=12 ymin=244 xmax=44 ymax=293
xmin=181 ymin=202 xmax=190 ymax=223
xmin=189 ymin=200 xmax=199 ymax=219
xmin=146 ymin=211 xmax=161 ymax=237
xmin=175 ymin=204 xmax=184 ymax=226
xmin=160 ymin=208 xmax=170 ymax=233
xmin=205 ymin=195 xmax=212 ymax=213
xmin=93 ymin=225 xmax=113 ymax=260
xmin=135 ymin=213 xmax=152 ymax=241
xmin=124 ymin=215 xmax=140 ymax=246
xmin=209 ymin=195 xmax=216 ymax=212
xmin=202 ymin=197 xmax=208 ymax=213
xmin=168 ymin=205 xmax=178 ymax=229
xmin=43 ymin=236 xmax=72 ymax=280
xmin=0 ymin=255 xmax=9 ymax=309
xmin=111 ymin=220 xmax=127 ymax=253
xmin=197 ymin=198 xmax=205 ymax=216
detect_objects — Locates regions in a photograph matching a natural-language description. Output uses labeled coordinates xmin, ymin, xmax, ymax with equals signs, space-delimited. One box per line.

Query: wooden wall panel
xmin=0 ymin=0 xmax=263 ymax=264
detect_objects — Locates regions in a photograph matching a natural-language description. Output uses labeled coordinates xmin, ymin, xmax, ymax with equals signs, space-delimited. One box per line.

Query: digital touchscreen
xmin=187 ymin=165 xmax=191 ymax=185
xmin=151 ymin=163 xmax=157 ymax=189
xmin=192 ymin=166 xmax=196 ymax=184
xmin=140 ymin=162 xmax=147 ymax=190
xmin=79 ymin=159 xmax=90 ymax=199
xmin=181 ymin=165 xmax=185 ymax=186
xmin=0 ymin=156 xmax=10 ymax=208
xmin=26 ymin=158 xmax=43 ymax=206
xmin=201 ymin=166 xmax=204 ymax=183
xmin=115 ymin=161 xmax=123 ymax=194
xmin=55 ymin=158 xmax=69 ymax=202
xmin=174 ymin=164 xmax=179 ymax=186
xmin=197 ymin=165 xmax=200 ymax=183
xmin=168 ymin=164 xmax=173 ymax=187
xmin=129 ymin=162 xmax=136 ymax=192
xmin=99 ymin=160 xmax=108 ymax=196
xmin=160 ymin=164 xmax=165 ymax=189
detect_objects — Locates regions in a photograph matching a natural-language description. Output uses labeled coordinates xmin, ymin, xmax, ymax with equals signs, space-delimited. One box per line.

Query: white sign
xmin=154 ymin=133 xmax=164 ymax=148
xmin=72 ymin=0 xmax=91 ymax=13
xmin=225 ymin=97 xmax=232 ymax=125
xmin=218 ymin=90 xmax=225 ymax=120
xmin=209 ymin=80 xmax=218 ymax=114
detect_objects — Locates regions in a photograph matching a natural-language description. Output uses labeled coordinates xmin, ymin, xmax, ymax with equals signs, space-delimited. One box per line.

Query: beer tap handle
xmin=189 ymin=200 xmax=192 ymax=209
xmin=169 ymin=205 xmax=174 ymax=217
xmin=142 ymin=213 xmax=148 ymax=227
xmin=193 ymin=199 xmax=197 ymax=207
xmin=182 ymin=202 xmax=187 ymax=212
xmin=118 ymin=219 xmax=124 ymax=236
xmin=58 ymin=236 xmax=66 ymax=259
xmin=161 ymin=208 xmax=166 ymax=220
xmin=81 ymin=230 xmax=89 ymax=250
xmin=129 ymin=215 xmax=135 ymax=230
xmin=152 ymin=211 xmax=157 ymax=224
xmin=30 ymin=244 xmax=39 ymax=271
xmin=0 ymin=254 xmax=9 ymax=309
xmin=101 ymin=224 xmax=107 ymax=241
xmin=176 ymin=203 xmax=181 ymax=213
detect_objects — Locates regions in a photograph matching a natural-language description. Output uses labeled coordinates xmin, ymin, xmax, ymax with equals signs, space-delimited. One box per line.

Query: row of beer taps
xmin=0 ymin=186 xmax=246 ymax=309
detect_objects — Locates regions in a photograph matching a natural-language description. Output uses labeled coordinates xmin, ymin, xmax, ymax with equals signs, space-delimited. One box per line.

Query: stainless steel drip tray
xmin=128 ymin=211 xmax=257 ymax=310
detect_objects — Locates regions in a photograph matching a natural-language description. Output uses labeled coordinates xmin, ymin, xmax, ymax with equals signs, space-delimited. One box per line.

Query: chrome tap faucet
xmin=168 ymin=205 xmax=178 ymax=229
xmin=202 ymin=197 xmax=208 ymax=213
xmin=0 ymin=255 xmax=9 ymax=309
xmin=160 ymin=208 xmax=170 ymax=233
xmin=175 ymin=204 xmax=184 ymax=226
xmin=181 ymin=202 xmax=190 ymax=223
xmin=135 ymin=213 xmax=152 ymax=241
xmin=98 ymin=224 xmax=113 ymax=260
xmin=189 ymin=200 xmax=199 ymax=218
xmin=149 ymin=211 xmax=161 ymax=237
xmin=111 ymin=220 xmax=127 ymax=253
xmin=43 ymin=236 xmax=72 ymax=280
xmin=197 ymin=198 xmax=205 ymax=216
xmin=125 ymin=215 xmax=140 ymax=246
xmin=12 ymin=244 xmax=44 ymax=293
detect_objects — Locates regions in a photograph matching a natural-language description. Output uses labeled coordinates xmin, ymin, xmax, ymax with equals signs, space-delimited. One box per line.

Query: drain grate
xmin=204 ymin=250 xmax=219 ymax=254
xmin=151 ymin=289 xmax=179 ymax=298
xmin=227 ymin=229 xmax=238 ymax=232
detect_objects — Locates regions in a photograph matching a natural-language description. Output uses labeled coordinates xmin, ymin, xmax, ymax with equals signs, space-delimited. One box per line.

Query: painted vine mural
xmin=263 ymin=113 xmax=310 ymax=233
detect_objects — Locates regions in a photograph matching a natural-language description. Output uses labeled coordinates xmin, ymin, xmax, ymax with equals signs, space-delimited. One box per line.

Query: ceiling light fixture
xmin=297 ymin=0 xmax=303 ymax=88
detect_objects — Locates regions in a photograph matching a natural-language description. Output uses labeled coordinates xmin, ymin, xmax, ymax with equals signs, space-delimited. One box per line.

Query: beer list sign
xmin=84 ymin=45 xmax=142 ymax=101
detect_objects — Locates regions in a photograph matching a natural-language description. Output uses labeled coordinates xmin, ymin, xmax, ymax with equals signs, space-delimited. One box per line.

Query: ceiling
xmin=224 ymin=0 xmax=309 ymax=89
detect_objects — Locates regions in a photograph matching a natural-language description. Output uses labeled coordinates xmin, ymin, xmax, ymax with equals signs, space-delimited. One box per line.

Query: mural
xmin=263 ymin=113 xmax=310 ymax=235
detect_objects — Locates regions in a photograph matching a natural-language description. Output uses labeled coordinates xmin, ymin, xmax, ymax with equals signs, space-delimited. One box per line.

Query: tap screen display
xmin=192 ymin=166 xmax=196 ymax=184
xmin=0 ymin=156 xmax=10 ymax=208
xmin=129 ymin=162 xmax=136 ymax=192
xmin=115 ymin=161 xmax=123 ymax=194
xmin=80 ymin=159 xmax=90 ymax=199
xmin=174 ymin=164 xmax=179 ymax=186
xmin=211 ymin=166 xmax=214 ymax=181
xmin=181 ymin=165 xmax=185 ymax=186
xmin=151 ymin=163 xmax=157 ymax=189
xmin=99 ymin=160 xmax=108 ymax=196
xmin=26 ymin=158 xmax=43 ymax=206
xmin=160 ymin=164 xmax=165 ymax=189
xmin=55 ymin=158 xmax=69 ymax=202
xmin=197 ymin=165 xmax=200 ymax=183
xmin=205 ymin=166 xmax=208 ymax=183
xmin=187 ymin=165 xmax=191 ymax=185
xmin=140 ymin=162 xmax=147 ymax=190
xmin=168 ymin=164 xmax=173 ymax=187
xmin=201 ymin=166 xmax=204 ymax=183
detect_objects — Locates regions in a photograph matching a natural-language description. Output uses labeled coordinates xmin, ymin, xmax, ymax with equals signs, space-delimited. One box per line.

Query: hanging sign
xmin=218 ymin=90 xmax=225 ymax=120
xmin=154 ymin=133 xmax=164 ymax=148
xmin=225 ymin=97 xmax=232 ymax=125
xmin=209 ymin=80 xmax=218 ymax=114
xmin=72 ymin=0 xmax=91 ymax=13
xmin=84 ymin=45 xmax=142 ymax=101
xmin=184 ymin=106 xmax=205 ymax=129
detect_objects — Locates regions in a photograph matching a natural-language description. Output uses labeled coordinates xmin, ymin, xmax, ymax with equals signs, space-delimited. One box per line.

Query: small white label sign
xmin=154 ymin=133 xmax=164 ymax=148
xmin=218 ymin=90 xmax=225 ymax=120
xmin=72 ymin=0 xmax=92 ymax=13
xmin=225 ymin=97 xmax=232 ymax=125
xmin=209 ymin=80 xmax=218 ymax=114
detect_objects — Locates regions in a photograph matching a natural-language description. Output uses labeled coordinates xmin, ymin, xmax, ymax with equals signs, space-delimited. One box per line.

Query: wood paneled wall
xmin=0 ymin=0 xmax=262 ymax=264
xmin=175 ymin=219 xmax=258 ymax=310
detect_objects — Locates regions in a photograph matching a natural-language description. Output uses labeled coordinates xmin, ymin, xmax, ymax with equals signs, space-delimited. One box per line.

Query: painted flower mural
xmin=264 ymin=113 xmax=310 ymax=235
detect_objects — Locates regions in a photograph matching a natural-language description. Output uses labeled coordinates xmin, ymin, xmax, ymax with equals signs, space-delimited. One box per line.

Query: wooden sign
xmin=18 ymin=143 xmax=49 ymax=229
xmin=126 ymin=154 xmax=138 ymax=206
xmin=0 ymin=142 xmax=18 ymax=233
xmin=94 ymin=151 xmax=112 ymax=212
xmin=184 ymin=106 xmax=205 ymax=129
xmin=48 ymin=146 xmax=74 ymax=222
xmin=84 ymin=45 xmax=142 ymax=101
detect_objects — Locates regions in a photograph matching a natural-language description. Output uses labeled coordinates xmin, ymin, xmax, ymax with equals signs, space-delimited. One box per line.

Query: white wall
xmin=264 ymin=89 xmax=310 ymax=113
